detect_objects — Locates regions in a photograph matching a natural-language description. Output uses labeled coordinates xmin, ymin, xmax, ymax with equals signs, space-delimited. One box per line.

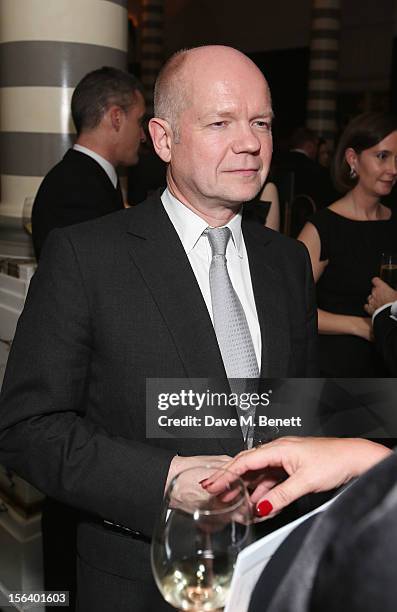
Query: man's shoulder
xmin=60 ymin=194 xmax=162 ymax=241
xmin=38 ymin=208 xmax=134 ymax=268
xmin=39 ymin=149 xmax=102 ymax=184
xmin=266 ymin=227 xmax=309 ymax=261
xmin=243 ymin=217 xmax=310 ymax=276
xmin=59 ymin=207 xmax=132 ymax=241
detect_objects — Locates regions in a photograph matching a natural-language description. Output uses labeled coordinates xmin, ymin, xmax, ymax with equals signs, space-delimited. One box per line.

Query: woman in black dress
xmin=298 ymin=113 xmax=397 ymax=376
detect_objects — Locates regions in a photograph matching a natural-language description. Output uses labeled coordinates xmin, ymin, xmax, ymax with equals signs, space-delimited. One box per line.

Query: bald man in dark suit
xmin=0 ymin=46 xmax=317 ymax=611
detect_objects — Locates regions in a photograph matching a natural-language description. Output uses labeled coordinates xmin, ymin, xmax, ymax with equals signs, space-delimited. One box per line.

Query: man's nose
xmin=232 ymin=125 xmax=261 ymax=154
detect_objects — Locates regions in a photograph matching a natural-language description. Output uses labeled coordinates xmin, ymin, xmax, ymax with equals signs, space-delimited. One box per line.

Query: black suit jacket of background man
xmin=31 ymin=148 xmax=124 ymax=259
xmin=0 ymin=193 xmax=317 ymax=611
xmin=277 ymin=150 xmax=337 ymax=209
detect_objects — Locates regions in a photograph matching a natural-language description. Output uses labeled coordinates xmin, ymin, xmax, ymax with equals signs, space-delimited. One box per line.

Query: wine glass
xmin=380 ymin=252 xmax=397 ymax=289
xmin=151 ymin=464 xmax=252 ymax=611
xmin=22 ymin=196 xmax=34 ymax=235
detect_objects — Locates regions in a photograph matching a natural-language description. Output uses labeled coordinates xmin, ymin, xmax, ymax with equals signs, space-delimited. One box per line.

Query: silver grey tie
xmin=206 ymin=227 xmax=259 ymax=446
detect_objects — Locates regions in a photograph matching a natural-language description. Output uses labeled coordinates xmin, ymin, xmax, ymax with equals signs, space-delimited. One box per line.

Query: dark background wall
xmin=128 ymin=0 xmax=397 ymax=142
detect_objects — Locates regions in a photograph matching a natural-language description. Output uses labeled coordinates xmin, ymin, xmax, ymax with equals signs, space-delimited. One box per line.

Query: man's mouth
xmin=225 ymin=169 xmax=259 ymax=176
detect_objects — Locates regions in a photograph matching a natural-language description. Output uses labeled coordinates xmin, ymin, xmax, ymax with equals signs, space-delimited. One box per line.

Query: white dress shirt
xmin=161 ymin=188 xmax=262 ymax=370
xmin=373 ymin=301 xmax=397 ymax=323
xmin=73 ymin=144 xmax=118 ymax=188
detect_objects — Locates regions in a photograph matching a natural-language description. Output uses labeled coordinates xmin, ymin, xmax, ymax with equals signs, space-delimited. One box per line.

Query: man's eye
xmin=376 ymin=151 xmax=388 ymax=160
xmin=253 ymin=120 xmax=271 ymax=130
xmin=210 ymin=121 xmax=227 ymax=128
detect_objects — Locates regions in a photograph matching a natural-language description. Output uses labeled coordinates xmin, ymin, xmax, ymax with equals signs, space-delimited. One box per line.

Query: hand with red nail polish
xmin=203 ymin=436 xmax=391 ymax=520
xmin=256 ymin=499 xmax=273 ymax=517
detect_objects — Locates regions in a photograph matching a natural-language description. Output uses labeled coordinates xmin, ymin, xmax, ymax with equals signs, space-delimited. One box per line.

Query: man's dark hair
xmin=290 ymin=126 xmax=318 ymax=150
xmin=71 ymin=66 xmax=143 ymax=134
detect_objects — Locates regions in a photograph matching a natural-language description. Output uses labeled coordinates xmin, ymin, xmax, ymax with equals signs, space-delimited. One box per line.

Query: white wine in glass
xmin=151 ymin=465 xmax=252 ymax=611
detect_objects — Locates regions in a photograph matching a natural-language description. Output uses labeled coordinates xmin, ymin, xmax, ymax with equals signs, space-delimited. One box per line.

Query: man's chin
xmin=223 ymin=186 xmax=262 ymax=204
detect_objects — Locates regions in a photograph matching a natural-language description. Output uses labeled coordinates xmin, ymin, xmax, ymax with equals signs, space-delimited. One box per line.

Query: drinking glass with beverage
xmin=151 ymin=464 xmax=252 ymax=611
xmin=380 ymin=252 xmax=397 ymax=289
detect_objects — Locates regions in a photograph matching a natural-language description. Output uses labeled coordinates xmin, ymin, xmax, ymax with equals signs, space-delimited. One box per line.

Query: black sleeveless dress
xmin=309 ymin=207 xmax=397 ymax=376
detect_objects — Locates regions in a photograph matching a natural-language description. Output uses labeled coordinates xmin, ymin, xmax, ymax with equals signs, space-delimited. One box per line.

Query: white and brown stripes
xmin=306 ymin=0 xmax=340 ymax=140
xmin=141 ymin=0 xmax=164 ymax=116
xmin=0 ymin=0 xmax=128 ymax=253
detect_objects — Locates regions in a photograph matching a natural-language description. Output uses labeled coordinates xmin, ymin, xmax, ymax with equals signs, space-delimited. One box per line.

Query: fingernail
xmin=199 ymin=478 xmax=209 ymax=488
xmin=256 ymin=500 xmax=273 ymax=517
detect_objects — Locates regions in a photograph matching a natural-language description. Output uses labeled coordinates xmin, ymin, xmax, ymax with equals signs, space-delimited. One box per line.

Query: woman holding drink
xmin=298 ymin=112 xmax=397 ymax=376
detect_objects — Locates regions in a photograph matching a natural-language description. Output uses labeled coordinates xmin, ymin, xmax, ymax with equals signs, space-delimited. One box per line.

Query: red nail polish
xmin=256 ymin=500 xmax=273 ymax=517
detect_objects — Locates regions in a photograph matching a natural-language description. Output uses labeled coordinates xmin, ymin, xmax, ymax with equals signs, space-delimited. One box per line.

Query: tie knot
xmin=206 ymin=227 xmax=231 ymax=257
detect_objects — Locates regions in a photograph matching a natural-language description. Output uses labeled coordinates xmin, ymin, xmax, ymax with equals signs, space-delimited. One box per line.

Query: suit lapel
xmin=243 ymin=214 xmax=290 ymax=378
xmin=125 ymin=195 xmax=226 ymax=379
xmin=124 ymin=195 xmax=243 ymax=455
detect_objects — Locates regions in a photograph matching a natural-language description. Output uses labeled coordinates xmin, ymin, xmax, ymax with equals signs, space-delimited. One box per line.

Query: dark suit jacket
xmin=0 ymin=193 xmax=317 ymax=611
xmin=373 ymin=306 xmax=397 ymax=375
xmin=276 ymin=150 xmax=337 ymax=209
xmin=31 ymin=149 xmax=124 ymax=259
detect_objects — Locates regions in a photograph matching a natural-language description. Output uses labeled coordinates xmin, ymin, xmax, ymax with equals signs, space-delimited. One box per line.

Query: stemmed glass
xmin=151 ymin=464 xmax=252 ymax=611
xmin=22 ymin=196 xmax=34 ymax=235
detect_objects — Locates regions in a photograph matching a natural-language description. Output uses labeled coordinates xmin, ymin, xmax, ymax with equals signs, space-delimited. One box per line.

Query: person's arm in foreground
xmin=203 ymin=436 xmax=391 ymax=517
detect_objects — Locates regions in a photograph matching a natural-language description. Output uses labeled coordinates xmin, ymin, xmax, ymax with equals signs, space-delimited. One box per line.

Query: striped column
xmin=0 ymin=0 xmax=128 ymax=257
xmin=141 ymin=0 xmax=164 ymax=116
xmin=306 ymin=0 xmax=340 ymax=141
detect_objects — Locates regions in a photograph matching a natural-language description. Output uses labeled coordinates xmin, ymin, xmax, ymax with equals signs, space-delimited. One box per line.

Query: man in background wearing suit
xmin=276 ymin=126 xmax=337 ymax=209
xmin=365 ymin=277 xmax=397 ymax=375
xmin=31 ymin=66 xmax=146 ymax=259
xmin=0 ymin=46 xmax=317 ymax=611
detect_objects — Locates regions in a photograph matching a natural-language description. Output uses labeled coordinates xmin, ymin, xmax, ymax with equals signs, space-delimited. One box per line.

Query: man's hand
xmin=201 ymin=437 xmax=391 ymax=518
xmin=365 ymin=277 xmax=397 ymax=316
xmin=165 ymin=454 xmax=231 ymax=503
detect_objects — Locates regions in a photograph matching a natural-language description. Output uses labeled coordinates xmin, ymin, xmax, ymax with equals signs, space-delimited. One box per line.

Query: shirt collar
xmin=73 ymin=144 xmax=118 ymax=188
xmin=290 ymin=148 xmax=310 ymax=158
xmin=161 ymin=188 xmax=243 ymax=257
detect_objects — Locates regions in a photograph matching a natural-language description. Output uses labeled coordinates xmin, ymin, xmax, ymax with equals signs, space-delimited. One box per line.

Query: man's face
xmin=168 ymin=58 xmax=273 ymax=212
xmin=118 ymin=91 xmax=146 ymax=166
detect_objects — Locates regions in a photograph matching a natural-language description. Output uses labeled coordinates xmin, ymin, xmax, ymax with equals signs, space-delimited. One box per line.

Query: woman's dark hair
xmin=333 ymin=112 xmax=397 ymax=193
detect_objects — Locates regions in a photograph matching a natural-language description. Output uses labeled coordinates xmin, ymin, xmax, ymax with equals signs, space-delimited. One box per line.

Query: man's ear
xmin=149 ymin=118 xmax=173 ymax=163
xmin=108 ymin=106 xmax=123 ymax=132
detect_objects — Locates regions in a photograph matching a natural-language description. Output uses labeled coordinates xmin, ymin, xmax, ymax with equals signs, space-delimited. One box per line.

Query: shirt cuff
xmin=372 ymin=301 xmax=397 ymax=322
